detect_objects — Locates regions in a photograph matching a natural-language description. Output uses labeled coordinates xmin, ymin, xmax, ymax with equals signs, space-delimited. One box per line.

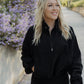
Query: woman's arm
xmin=21 ymin=27 xmax=34 ymax=74
xmin=68 ymin=27 xmax=83 ymax=84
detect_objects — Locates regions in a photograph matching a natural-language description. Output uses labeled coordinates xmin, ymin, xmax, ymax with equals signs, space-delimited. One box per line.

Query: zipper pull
xmin=51 ymin=48 xmax=53 ymax=52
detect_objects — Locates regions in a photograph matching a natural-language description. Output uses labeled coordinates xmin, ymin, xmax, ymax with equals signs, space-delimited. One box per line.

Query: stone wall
xmin=72 ymin=7 xmax=84 ymax=16
xmin=0 ymin=45 xmax=25 ymax=84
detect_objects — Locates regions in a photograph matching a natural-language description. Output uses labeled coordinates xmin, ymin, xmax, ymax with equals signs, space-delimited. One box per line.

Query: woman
xmin=21 ymin=0 xmax=83 ymax=84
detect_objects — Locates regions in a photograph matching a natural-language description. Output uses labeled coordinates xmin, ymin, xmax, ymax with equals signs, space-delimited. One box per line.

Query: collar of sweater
xmin=42 ymin=19 xmax=62 ymax=35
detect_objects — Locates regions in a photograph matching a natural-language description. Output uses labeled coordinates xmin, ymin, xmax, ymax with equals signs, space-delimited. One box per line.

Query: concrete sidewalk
xmin=63 ymin=7 xmax=84 ymax=82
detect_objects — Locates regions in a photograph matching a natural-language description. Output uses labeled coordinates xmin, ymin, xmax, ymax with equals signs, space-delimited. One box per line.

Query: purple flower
xmin=0 ymin=0 xmax=36 ymax=49
xmin=2 ymin=42 xmax=6 ymax=46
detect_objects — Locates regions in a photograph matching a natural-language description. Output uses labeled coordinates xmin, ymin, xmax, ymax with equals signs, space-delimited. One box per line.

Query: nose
xmin=53 ymin=5 xmax=58 ymax=10
xmin=53 ymin=7 xmax=56 ymax=11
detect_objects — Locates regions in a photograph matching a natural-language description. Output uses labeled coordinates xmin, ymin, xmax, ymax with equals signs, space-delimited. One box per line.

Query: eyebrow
xmin=48 ymin=2 xmax=58 ymax=4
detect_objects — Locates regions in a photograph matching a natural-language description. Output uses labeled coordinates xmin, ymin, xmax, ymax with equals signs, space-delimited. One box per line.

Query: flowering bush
xmin=0 ymin=0 xmax=36 ymax=50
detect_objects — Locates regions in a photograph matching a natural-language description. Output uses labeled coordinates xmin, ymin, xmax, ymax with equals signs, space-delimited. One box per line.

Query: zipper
xmin=49 ymin=31 xmax=53 ymax=52
xmin=48 ymin=29 xmax=54 ymax=78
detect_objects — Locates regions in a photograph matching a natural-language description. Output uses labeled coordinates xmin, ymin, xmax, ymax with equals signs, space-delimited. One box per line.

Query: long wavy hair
xmin=33 ymin=0 xmax=71 ymax=45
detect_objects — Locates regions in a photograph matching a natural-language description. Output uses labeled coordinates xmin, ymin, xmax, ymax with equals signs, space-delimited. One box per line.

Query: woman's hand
xmin=32 ymin=66 xmax=34 ymax=72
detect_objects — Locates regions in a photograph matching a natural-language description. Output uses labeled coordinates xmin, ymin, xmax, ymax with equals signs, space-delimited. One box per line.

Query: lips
xmin=52 ymin=12 xmax=57 ymax=15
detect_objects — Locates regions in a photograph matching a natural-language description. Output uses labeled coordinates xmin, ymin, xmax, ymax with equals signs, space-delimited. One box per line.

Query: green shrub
xmin=70 ymin=0 xmax=84 ymax=7
xmin=72 ymin=0 xmax=80 ymax=2
xmin=69 ymin=4 xmax=74 ymax=8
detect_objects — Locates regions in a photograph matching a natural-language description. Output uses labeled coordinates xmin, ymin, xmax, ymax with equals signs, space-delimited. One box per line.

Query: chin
xmin=51 ymin=17 xmax=58 ymax=20
xmin=50 ymin=16 xmax=58 ymax=20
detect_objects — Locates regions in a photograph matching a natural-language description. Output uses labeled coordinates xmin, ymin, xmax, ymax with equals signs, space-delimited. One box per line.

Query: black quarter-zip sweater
xmin=21 ymin=19 xmax=83 ymax=84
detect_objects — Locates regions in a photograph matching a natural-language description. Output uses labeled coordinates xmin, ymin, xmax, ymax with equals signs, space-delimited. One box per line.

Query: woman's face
xmin=44 ymin=0 xmax=60 ymax=21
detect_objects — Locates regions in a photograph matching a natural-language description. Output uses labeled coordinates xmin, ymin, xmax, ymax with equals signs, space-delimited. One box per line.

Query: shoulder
xmin=25 ymin=25 xmax=35 ymax=39
xmin=24 ymin=25 xmax=35 ymax=42
xmin=69 ymin=26 xmax=75 ymax=34
xmin=68 ymin=26 xmax=79 ymax=45
xmin=69 ymin=25 xmax=76 ymax=39
xmin=26 ymin=25 xmax=35 ymax=35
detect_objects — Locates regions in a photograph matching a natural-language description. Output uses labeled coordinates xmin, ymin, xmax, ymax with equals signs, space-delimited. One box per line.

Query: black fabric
xmin=21 ymin=19 xmax=83 ymax=84
xmin=31 ymin=72 xmax=69 ymax=84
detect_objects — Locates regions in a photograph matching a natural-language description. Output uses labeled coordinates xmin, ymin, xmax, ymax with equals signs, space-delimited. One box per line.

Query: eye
xmin=48 ymin=5 xmax=52 ymax=7
xmin=56 ymin=4 xmax=59 ymax=7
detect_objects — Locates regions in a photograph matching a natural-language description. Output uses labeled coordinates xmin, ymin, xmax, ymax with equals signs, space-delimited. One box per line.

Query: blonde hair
xmin=33 ymin=0 xmax=71 ymax=45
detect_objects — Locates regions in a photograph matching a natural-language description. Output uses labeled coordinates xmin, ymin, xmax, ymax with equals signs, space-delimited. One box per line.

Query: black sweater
xmin=21 ymin=20 xmax=83 ymax=84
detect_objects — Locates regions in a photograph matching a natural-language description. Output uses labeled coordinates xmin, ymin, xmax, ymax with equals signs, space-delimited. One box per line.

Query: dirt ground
xmin=72 ymin=7 xmax=84 ymax=16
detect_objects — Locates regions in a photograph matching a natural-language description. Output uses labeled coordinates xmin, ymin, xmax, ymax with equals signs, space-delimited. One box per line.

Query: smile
xmin=52 ymin=13 xmax=57 ymax=15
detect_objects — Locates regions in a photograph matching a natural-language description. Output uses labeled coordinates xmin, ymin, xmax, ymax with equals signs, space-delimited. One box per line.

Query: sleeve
xmin=21 ymin=27 xmax=34 ymax=74
xmin=68 ymin=26 xmax=83 ymax=84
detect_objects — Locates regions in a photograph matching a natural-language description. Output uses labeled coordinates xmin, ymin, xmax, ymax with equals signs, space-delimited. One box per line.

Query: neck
xmin=43 ymin=18 xmax=56 ymax=34
xmin=44 ymin=18 xmax=55 ymax=29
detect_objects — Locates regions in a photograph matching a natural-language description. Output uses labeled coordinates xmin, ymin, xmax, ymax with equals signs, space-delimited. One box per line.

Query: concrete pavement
xmin=62 ymin=7 xmax=84 ymax=83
